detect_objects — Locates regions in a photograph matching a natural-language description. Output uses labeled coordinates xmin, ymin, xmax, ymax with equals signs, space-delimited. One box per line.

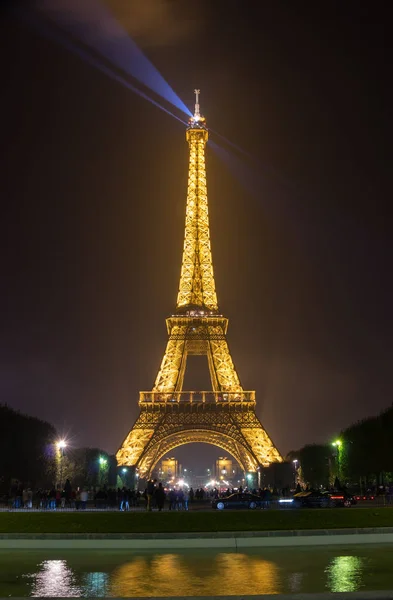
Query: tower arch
xmin=137 ymin=429 xmax=255 ymax=477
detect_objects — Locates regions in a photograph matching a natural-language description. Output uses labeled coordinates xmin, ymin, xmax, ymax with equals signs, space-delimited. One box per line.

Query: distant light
xmin=122 ymin=468 xmax=127 ymax=474
xmin=99 ymin=456 xmax=107 ymax=465
xmin=279 ymin=498 xmax=294 ymax=503
xmin=57 ymin=440 xmax=67 ymax=449
xmin=246 ymin=473 xmax=252 ymax=480
xmin=332 ymin=439 xmax=342 ymax=447
xmin=293 ymin=459 xmax=298 ymax=464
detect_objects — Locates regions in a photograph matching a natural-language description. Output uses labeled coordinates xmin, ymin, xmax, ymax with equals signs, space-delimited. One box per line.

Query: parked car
xmin=212 ymin=492 xmax=263 ymax=510
xmin=279 ymin=490 xmax=355 ymax=508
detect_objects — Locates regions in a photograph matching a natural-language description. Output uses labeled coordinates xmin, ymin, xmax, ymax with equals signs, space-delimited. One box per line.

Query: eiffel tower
xmin=117 ymin=91 xmax=282 ymax=483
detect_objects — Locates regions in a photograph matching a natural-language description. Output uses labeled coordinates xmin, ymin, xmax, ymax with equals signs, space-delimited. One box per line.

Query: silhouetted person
xmin=155 ymin=483 xmax=166 ymax=511
xmin=146 ymin=479 xmax=156 ymax=511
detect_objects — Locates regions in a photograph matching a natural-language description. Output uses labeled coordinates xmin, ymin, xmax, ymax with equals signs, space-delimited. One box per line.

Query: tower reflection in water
xmin=110 ymin=552 xmax=280 ymax=597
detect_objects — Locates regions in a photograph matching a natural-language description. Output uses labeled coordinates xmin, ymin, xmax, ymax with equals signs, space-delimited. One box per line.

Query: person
xmin=155 ymin=482 xmax=166 ymax=511
xmin=168 ymin=488 xmax=176 ymax=510
xmin=176 ymin=487 xmax=184 ymax=510
xmin=388 ymin=484 xmax=393 ymax=504
xmin=189 ymin=487 xmax=194 ymax=503
xmin=122 ymin=488 xmax=130 ymax=511
xmin=64 ymin=479 xmax=72 ymax=505
xmin=146 ymin=479 xmax=156 ymax=511
xmin=118 ymin=488 xmax=125 ymax=511
xmin=75 ymin=489 xmax=81 ymax=510
xmin=55 ymin=487 xmax=62 ymax=508
xmin=183 ymin=488 xmax=189 ymax=511
xmin=80 ymin=488 xmax=88 ymax=509
xmin=263 ymin=488 xmax=272 ymax=509
xmin=49 ymin=487 xmax=56 ymax=510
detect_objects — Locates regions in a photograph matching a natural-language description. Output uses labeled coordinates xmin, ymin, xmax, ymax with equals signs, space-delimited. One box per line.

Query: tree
xmin=59 ymin=447 xmax=111 ymax=488
xmin=341 ymin=405 xmax=393 ymax=484
xmin=0 ymin=404 xmax=57 ymax=489
xmin=288 ymin=444 xmax=330 ymax=489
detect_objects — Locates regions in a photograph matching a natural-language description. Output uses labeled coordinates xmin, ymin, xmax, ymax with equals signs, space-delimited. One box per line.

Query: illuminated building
xmin=159 ymin=457 xmax=180 ymax=480
xmin=117 ymin=91 xmax=282 ymax=479
xmin=214 ymin=457 xmax=240 ymax=481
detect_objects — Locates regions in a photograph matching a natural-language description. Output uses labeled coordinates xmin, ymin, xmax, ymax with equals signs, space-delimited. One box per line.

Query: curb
xmin=1 ymin=527 xmax=393 ymax=549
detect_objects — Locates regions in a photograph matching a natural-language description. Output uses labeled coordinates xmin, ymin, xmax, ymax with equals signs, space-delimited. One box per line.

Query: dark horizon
xmin=1 ymin=1 xmax=392 ymax=470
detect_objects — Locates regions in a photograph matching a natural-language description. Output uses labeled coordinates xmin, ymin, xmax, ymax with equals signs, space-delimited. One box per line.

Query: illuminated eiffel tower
xmin=117 ymin=91 xmax=282 ymax=482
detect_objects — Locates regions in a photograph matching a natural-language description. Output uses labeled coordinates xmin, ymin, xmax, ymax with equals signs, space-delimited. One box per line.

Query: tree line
xmin=288 ymin=403 xmax=393 ymax=489
xmin=0 ymin=405 xmax=116 ymax=492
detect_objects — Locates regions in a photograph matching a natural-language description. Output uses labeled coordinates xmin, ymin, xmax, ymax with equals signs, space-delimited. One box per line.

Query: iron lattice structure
xmin=117 ymin=91 xmax=282 ymax=477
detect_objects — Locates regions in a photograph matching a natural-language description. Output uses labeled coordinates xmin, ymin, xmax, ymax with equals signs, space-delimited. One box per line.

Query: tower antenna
xmin=194 ymin=88 xmax=201 ymax=119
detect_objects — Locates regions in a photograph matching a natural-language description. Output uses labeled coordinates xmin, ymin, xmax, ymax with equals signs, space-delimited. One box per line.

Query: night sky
xmin=1 ymin=1 xmax=392 ymax=471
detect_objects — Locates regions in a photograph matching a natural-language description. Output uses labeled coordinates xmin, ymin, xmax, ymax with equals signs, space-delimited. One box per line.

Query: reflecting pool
xmin=1 ymin=545 xmax=393 ymax=596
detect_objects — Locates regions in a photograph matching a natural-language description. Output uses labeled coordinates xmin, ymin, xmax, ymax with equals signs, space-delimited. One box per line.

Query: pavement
xmin=0 ymin=498 xmax=388 ymax=512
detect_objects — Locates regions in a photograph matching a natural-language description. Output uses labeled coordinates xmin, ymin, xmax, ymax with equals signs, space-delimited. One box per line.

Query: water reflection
xmin=82 ymin=572 xmax=109 ymax=597
xmin=110 ymin=552 xmax=280 ymax=596
xmin=325 ymin=555 xmax=364 ymax=592
xmin=287 ymin=572 xmax=303 ymax=593
xmin=2 ymin=546 xmax=393 ymax=597
xmin=31 ymin=560 xmax=81 ymax=597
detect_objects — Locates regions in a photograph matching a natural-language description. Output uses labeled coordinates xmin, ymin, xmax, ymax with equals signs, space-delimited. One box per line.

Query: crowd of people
xmin=4 ymin=479 xmax=222 ymax=511
xmin=3 ymin=478 xmax=281 ymax=511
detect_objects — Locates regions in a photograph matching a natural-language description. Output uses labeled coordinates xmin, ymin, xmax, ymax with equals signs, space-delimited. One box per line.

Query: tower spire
xmin=194 ymin=88 xmax=201 ymax=119
xmin=177 ymin=90 xmax=218 ymax=311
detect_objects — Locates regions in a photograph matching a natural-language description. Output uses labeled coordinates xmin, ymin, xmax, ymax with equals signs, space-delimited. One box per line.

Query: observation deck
xmin=139 ymin=391 xmax=256 ymax=412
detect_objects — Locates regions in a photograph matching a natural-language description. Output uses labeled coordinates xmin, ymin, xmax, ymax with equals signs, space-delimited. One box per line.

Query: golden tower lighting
xmin=117 ymin=91 xmax=282 ymax=478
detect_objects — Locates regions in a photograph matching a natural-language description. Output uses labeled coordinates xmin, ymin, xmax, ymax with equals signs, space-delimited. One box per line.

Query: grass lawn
xmin=0 ymin=508 xmax=392 ymax=534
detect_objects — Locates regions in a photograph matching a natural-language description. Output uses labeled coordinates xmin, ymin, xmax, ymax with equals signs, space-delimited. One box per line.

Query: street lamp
xmin=98 ymin=456 xmax=108 ymax=486
xmin=122 ymin=468 xmax=127 ymax=474
xmin=332 ymin=440 xmax=342 ymax=482
xmin=56 ymin=440 xmax=67 ymax=489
